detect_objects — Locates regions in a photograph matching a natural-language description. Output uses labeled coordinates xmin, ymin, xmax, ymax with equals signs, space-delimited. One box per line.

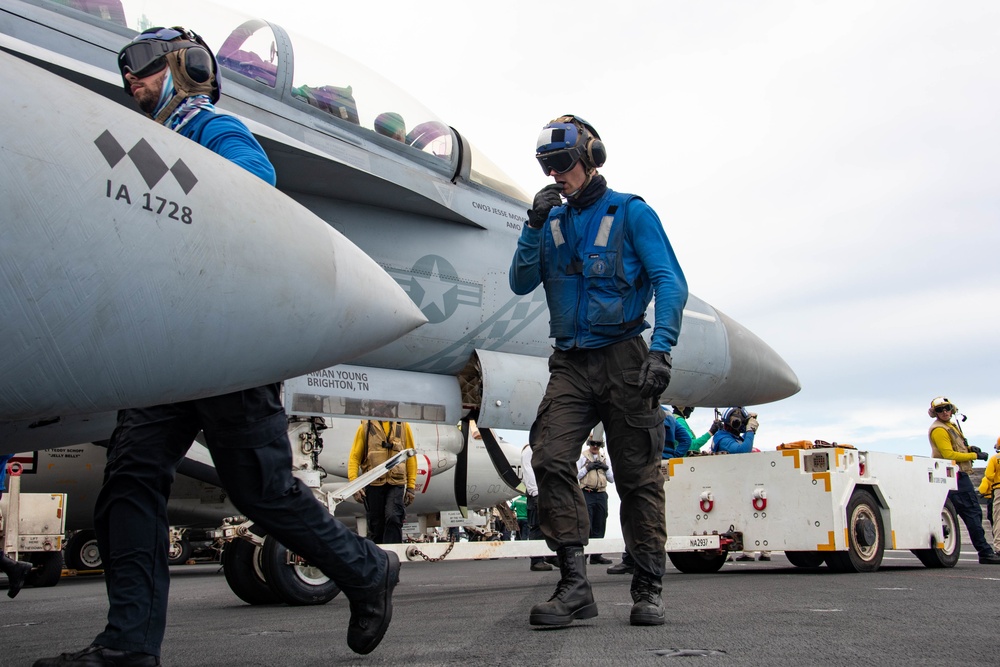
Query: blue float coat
xmin=510 ymin=190 xmax=687 ymax=352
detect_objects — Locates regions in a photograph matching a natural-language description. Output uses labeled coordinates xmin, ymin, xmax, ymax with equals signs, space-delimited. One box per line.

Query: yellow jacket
xmin=349 ymin=420 xmax=417 ymax=488
xmin=929 ymin=420 xmax=977 ymax=474
xmin=979 ymin=454 xmax=1000 ymax=498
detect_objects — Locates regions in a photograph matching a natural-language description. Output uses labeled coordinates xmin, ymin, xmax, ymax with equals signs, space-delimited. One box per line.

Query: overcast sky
xmin=209 ymin=1 xmax=1000 ymax=461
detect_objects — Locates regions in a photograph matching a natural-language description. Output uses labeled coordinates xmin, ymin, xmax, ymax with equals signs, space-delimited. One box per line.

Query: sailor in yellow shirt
xmin=978 ymin=438 xmax=1000 ymax=553
xmin=349 ymin=420 xmax=417 ymax=544
xmin=928 ymin=396 xmax=1000 ymax=564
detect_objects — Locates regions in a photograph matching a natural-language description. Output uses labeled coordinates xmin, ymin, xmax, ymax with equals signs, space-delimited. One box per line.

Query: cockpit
xmin=54 ymin=0 xmax=527 ymax=202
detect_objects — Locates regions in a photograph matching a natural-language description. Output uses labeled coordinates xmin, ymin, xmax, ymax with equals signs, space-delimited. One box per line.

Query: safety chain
xmin=406 ymin=536 xmax=457 ymax=562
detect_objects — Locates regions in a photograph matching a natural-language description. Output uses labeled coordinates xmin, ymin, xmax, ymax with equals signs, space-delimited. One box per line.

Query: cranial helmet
xmin=928 ymin=396 xmax=957 ymax=419
xmin=673 ymin=406 xmax=694 ymax=418
xmin=118 ymin=26 xmax=220 ymax=122
xmin=722 ymin=407 xmax=749 ymax=434
xmin=995 ymin=436 xmax=1000 ymax=453
xmin=535 ymin=115 xmax=607 ymax=176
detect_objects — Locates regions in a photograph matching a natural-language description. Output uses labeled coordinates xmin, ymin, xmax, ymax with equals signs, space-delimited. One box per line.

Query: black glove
xmin=709 ymin=420 xmax=722 ymax=435
xmin=970 ymin=445 xmax=983 ymax=455
xmin=599 ymin=462 xmax=609 ymax=471
xmin=586 ymin=461 xmax=599 ymax=471
xmin=978 ymin=451 xmax=989 ymax=461
xmin=526 ymin=184 xmax=564 ymax=228
xmin=637 ymin=351 xmax=672 ymax=398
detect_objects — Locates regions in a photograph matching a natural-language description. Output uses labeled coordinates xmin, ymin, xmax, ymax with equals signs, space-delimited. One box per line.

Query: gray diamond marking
xmin=128 ymin=138 xmax=169 ymax=188
xmin=170 ymin=159 xmax=198 ymax=194
xmin=94 ymin=130 xmax=126 ymax=167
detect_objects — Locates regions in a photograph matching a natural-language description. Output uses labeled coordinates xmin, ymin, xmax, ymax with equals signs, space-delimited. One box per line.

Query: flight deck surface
xmin=1 ymin=548 xmax=994 ymax=666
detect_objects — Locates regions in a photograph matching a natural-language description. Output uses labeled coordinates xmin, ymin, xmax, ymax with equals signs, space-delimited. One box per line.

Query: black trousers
xmin=365 ymin=483 xmax=405 ymax=544
xmin=526 ymin=493 xmax=546 ymax=565
xmin=530 ymin=337 xmax=666 ymax=579
xmin=584 ymin=489 xmax=609 ymax=539
xmin=93 ymin=384 xmax=387 ymax=656
xmin=950 ymin=471 xmax=992 ymax=557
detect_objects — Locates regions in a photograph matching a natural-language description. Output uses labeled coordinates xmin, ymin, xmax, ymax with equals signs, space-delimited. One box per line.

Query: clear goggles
xmin=117 ymin=28 xmax=192 ymax=79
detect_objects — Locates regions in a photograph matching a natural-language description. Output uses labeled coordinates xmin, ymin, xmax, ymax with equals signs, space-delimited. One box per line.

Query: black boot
xmin=347 ymin=550 xmax=400 ymax=654
xmin=629 ymin=571 xmax=665 ymax=626
xmin=32 ymin=644 xmax=160 ymax=666
xmin=529 ymin=546 xmax=597 ymax=626
xmin=1 ymin=552 xmax=32 ymax=599
xmin=607 ymin=560 xmax=634 ymax=575
xmin=529 ymin=559 xmax=553 ymax=571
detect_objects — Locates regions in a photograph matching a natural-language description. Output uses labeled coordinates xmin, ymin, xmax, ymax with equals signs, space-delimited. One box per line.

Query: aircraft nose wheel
xmin=261 ymin=535 xmax=340 ymax=606
xmin=66 ymin=530 xmax=102 ymax=570
xmin=221 ymin=538 xmax=281 ymax=605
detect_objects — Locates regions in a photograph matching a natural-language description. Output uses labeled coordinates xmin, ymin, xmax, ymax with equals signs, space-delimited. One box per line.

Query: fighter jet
xmin=0 ymin=0 xmax=799 ymax=460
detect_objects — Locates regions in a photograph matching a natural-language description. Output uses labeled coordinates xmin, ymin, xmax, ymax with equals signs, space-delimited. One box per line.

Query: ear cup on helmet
xmin=723 ymin=407 xmax=747 ymax=433
xmin=556 ymin=114 xmax=606 ymax=170
xmin=182 ymin=46 xmax=212 ymax=83
xmin=587 ymin=138 xmax=606 ymax=168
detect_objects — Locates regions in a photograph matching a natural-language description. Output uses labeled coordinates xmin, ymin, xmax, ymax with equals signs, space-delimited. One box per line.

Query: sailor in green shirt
xmin=672 ymin=406 xmax=718 ymax=454
xmin=512 ymin=494 xmax=529 ymax=540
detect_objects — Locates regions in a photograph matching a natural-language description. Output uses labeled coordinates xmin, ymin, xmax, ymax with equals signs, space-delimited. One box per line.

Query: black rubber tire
xmin=167 ymin=537 xmax=192 ymax=566
xmin=26 ymin=551 xmax=63 ymax=588
xmin=65 ymin=530 xmax=102 ymax=570
xmin=785 ymin=551 xmax=826 ymax=568
xmin=221 ymin=539 xmax=281 ymax=605
xmin=911 ymin=499 xmax=961 ymax=568
xmin=826 ymin=489 xmax=885 ymax=573
xmin=667 ymin=551 xmax=727 ymax=574
xmin=261 ymin=535 xmax=340 ymax=606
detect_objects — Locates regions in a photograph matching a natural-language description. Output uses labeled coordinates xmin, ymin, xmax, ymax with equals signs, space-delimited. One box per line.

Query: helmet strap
xmin=153 ymin=50 xmax=215 ymax=124
xmin=566 ymin=167 xmax=597 ymax=200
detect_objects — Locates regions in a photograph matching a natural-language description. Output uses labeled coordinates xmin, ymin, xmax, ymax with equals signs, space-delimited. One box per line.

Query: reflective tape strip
xmin=593 ymin=215 xmax=614 ymax=247
xmin=550 ymin=218 xmax=565 ymax=246
xmin=816 ymin=530 xmax=837 ymax=551
xmin=813 ymin=471 xmax=831 ymax=492
xmin=782 ymin=449 xmax=800 ymax=469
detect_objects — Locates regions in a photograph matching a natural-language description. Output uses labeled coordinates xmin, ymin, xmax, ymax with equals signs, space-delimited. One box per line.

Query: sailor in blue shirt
xmin=710 ymin=407 xmax=759 ymax=454
xmin=36 ymin=27 xmax=397 ymax=667
xmin=510 ymin=115 xmax=687 ymax=629
xmin=662 ymin=407 xmax=693 ymax=459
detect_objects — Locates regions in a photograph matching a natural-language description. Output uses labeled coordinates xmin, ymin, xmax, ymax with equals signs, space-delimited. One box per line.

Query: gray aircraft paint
xmin=0 ymin=0 xmax=799 ymax=455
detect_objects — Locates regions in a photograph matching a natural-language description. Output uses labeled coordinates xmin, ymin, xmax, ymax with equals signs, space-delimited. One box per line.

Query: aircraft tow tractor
xmin=210 ymin=437 xmax=964 ymax=610
xmin=661 ymin=446 xmax=961 ymax=573
xmin=1 ymin=459 xmax=67 ymax=589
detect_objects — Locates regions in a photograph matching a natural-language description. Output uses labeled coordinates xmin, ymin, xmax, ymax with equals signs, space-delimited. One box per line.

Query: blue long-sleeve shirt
xmin=509 ymin=193 xmax=687 ymax=352
xmin=662 ymin=413 xmax=693 ymax=459
xmin=712 ymin=429 xmax=755 ymax=454
xmin=180 ymin=111 xmax=276 ymax=185
xmin=0 ymin=453 xmax=12 ymax=493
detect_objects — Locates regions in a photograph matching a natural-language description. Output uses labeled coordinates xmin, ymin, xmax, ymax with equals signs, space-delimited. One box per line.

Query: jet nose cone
xmin=0 ymin=50 xmax=428 ymax=422
xmin=322 ymin=236 xmax=429 ymax=362
xmin=652 ymin=296 xmax=799 ymax=409
xmin=714 ymin=309 xmax=801 ymax=405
